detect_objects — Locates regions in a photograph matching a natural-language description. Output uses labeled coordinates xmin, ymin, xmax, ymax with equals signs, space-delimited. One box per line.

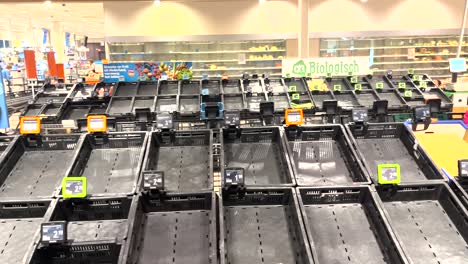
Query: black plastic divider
xmin=122 ymin=192 xmax=217 ymax=264
xmin=221 ymin=126 xmax=295 ymax=187
xmin=346 ymin=123 xmax=445 ymax=184
xmin=63 ymin=132 xmax=148 ymax=197
xmin=141 ymin=130 xmax=213 ymax=193
xmin=0 ymin=198 xmax=54 ymax=264
xmin=30 ymin=196 xmax=134 ymax=264
xmin=373 ymin=183 xmax=468 ymax=263
xmin=0 ymin=135 xmax=16 ymax=158
xmin=297 ymin=186 xmax=406 ymax=264
xmin=114 ymin=82 xmax=138 ymax=97
xmin=284 ymin=125 xmax=370 ymax=186
xmin=0 ymin=134 xmax=82 ymax=199
xmin=158 ymin=80 xmax=179 ymax=95
xmin=219 ymin=187 xmax=313 ymax=264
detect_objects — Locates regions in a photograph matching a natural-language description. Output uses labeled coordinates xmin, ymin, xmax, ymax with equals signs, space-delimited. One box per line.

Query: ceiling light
xmin=153 ymin=0 xmax=161 ymax=6
xmin=44 ymin=0 xmax=52 ymax=4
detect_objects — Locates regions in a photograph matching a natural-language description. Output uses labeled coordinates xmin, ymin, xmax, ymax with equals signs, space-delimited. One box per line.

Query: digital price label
xmin=352 ymin=108 xmax=368 ymax=123
xmin=398 ymin=82 xmax=407 ymax=89
xmin=404 ymin=90 xmax=413 ymax=98
xmin=224 ymin=168 xmax=244 ymax=186
xmin=20 ymin=116 xmax=41 ymax=135
xmin=378 ymin=164 xmax=401 ymax=184
xmin=420 ymin=81 xmax=428 ymax=89
xmin=376 ymin=82 xmax=384 ymax=89
xmin=326 ymin=72 xmax=332 ymax=78
xmin=354 ymin=83 xmax=362 ymax=91
xmin=87 ymin=115 xmax=107 ymax=133
xmin=291 ymin=93 xmax=300 ymax=100
xmin=41 ymin=222 xmax=67 ymax=244
xmin=62 ymin=177 xmax=87 ymax=198
xmin=408 ymin=68 xmax=415 ymax=75
xmin=142 ymin=171 xmax=164 ymax=190
xmin=284 ymin=108 xmax=304 ymax=126
xmin=459 ymin=160 xmax=468 ymax=177
xmin=414 ymin=106 xmax=431 ymax=121
xmin=333 ymin=84 xmax=342 ymax=91
xmin=288 ymin=86 xmax=297 ymax=92
xmin=350 ymin=76 xmax=358 ymax=84
xmin=412 ymin=75 xmax=422 ymax=82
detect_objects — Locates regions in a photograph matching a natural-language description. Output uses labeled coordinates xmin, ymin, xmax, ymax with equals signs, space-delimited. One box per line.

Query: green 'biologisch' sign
xmin=283 ymin=57 xmax=370 ymax=77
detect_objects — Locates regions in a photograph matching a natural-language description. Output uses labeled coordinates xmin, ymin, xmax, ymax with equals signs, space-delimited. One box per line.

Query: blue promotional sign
xmin=65 ymin=32 xmax=70 ymax=48
xmin=103 ymin=62 xmax=192 ymax=83
xmin=0 ymin=72 xmax=10 ymax=129
xmin=42 ymin=28 xmax=49 ymax=46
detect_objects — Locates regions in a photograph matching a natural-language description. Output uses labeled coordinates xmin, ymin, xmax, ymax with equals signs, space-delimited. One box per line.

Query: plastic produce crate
xmin=268 ymin=93 xmax=290 ymax=112
xmin=156 ymin=95 xmax=178 ymax=113
xmin=222 ymin=79 xmax=242 ymax=94
xmin=223 ymin=94 xmax=244 ymax=111
xmin=297 ymin=186 xmax=405 ymax=264
xmin=326 ymin=77 xmax=352 ymax=90
xmin=242 ymin=79 xmax=264 ymax=93
xmin=31 ymin=196 xmax=133 ymax=264
xmin=346 ymin=123 xmax=444 ymax=184
xmin=375 ymin=183 xmax=468 ymax=264
xmin=201 ymin=80 xmax=221 ymax=95
xmin=366 ymin=76 xmax=395 ymax=89
xmin=285 ymin=125 xmax=369 ymax=186
xmin=64 ymin=132 xmax=147 ymax=196
xmin=0 ymin=136 xmax=15 ymax=158
xmin=114 ymin=82 xmax=138 ymax=97
xmin=178 ymin=95 xmax=200 ymax=115
xmin=60 ymin=102 xmax=108 ymax=121
xmin=245 ymin=93 xmax=266 ymax=112
xmin=284 ymin=77 xmax=307 ymax=92
xmin=107 ymin=96 xmax=133 ymax=116
xmin=222 ymin=127 xmax=295 ymax=186
xmin=264 ymin=78 xmax=286 ymax=93
xmin=34 ymin=94 xmax=67 ymax=104
xmin=180 ymin=80 xmax=200 ymax=95
xmin=123 ymin=192 xmax=217 ymax=264
xmin=141 ymin=130 xmax=213 ymax=193
xmin=355 ymin=90 xmax=380 ymax=108
xmin=132 ymin=96 xmax=156 ymax=112
xmin=0 ymin=134 xmax=81 ymax=199
xmin=158 ymin=80 xmax=179 ymax=95
xmin=375 ymin=89 xmax=408 ymax=110
xmin=23 ymin=104 xmax=44 ymax=116
xmin=137 ymin=81 xmax=158 ymax=96
xmin=310 ymin=91 xmax=335 ymax=110
xmin=219 ymin=187 xmax=313 ymax=264
xmin=0 ymin=199 xmax=52 ymax=264
xmin=333 ymin=91 xmax=361 ymax=109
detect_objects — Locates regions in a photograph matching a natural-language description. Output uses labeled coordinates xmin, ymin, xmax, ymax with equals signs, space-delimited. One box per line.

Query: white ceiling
xmin=0 ymin=2 xmax=104 ymax=39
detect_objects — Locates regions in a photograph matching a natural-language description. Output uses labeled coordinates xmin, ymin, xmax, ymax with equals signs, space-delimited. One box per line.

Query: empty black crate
xmin=220 ymin=188 xmax=313 ymax=264
xmin=142 ymin=130 xmax=213 ymax=193
xmin=285 ymin=125 xmax=369 ymax=186
xmin=297 ymin=186 xmax=405 ymax=264
xmin=123 ymin=192 xmax=217 ymax=264
xmin=375 ymin=183 xmax=468 ymax=263
xmin=0 ymin=199 xmax=52 ymax=264
xmin=222 ymin=127 xmax=295 ymax=186
xmin=346 ymin=123 xmax=444 ymax=184
xmin=65 ymin=132 xmax=148 ymax=196
xmin=0 ymin=135 xmax=81 ymax=199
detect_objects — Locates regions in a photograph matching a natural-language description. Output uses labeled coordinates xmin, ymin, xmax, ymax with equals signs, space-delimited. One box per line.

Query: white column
xmin=51 ymin=21 xmax=65 ymax=63
xmin=298 ymin=0 xmax=309 ymax=59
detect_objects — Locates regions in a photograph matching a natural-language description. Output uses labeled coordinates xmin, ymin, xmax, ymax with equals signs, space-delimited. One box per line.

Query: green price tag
xmin=398 ymin=82 xmax=406 ymax=89
xmin=326 ymin=72 xmax=332 ymax=78
xmin=291 ymin=102 xmax=314 ymax=109
xmin=378 ymin=164 xmax=401 ymax=185
xmin=376 ymin=82 xmax=384 ymax=89
xmin=291 ymin=93 xmax=300 ymax=100
xmin=312 ymin=85 xmax=320 ymax=91
xmin=404 ymin=90 xmax=413 ymax=97
xmin=354 ymin=83 xmax=362 ymax=91
xmin=412 ymin=75 xmax=422 ymax=82
xmin=288 ymin=86 xmax=297 ymax=92
xmin=408 ymin=68 xmax=415 ymax=75
xmin=333 ymin=84 xmax=342 ymax=91
xmin=420 ymin=81 xmax=428 ymax=89
xmin=62 ymin=177 xmax=87 ymax=199
xmin=348 ymin=71 xmax=353 ymax=76
xmin=351 ymin=76 xmax=358 ymax=84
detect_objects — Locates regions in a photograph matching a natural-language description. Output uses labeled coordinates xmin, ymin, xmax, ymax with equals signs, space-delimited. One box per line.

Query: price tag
xmin=224 ymin=168 xmax=245 ymax=186
xmin=352 ymin=108 xmax=368 ymax=123
xmin=306 ymin=72 xmax=311 ymax=78
xmin=376 ymin=82 xmax=384 ymax=89
xmin=404 ymin=90 xmax=413 ymax=98
xmin=414 ymin=106 xmax=430 ymax=120
xmin=354 ymin=83 xmax=362 ymax=91
xmin=284 ymin=108 xmax=304 ymax=126
xmin=408 ymin=68 xmax=415 ymax=75
xmin=333 ymin=84 xmax=342 ymax=92
xmin=291 ymin=93 xmax=300 ymax=100
xmin=160 ymin=75 xmax=168 ymax=81
xmin=378 ymin=164 xmax=401 ymax=184
xmin=398 ymin=82 xmax=407 ymax=89
xmin=182 ymin=73 xmax=190 ymax=80
xmin=202 ymin=74 xmax=209 ymax=80
xmin=312 ymin=84 xmax=320 ymax=91
xmin=459 ymin=160 xmax=468 ymax=177
xmin=87 ymin=115 xmax=107 ymax=133
xmin=62 ymin=177 xmax=87 ymax=198
xmin=412 ymin=75 xmax=422 ymax=82
xmin=156 ymin=113 xmax=173 ymax=129
xmin=288 ymin=86 xmax=297 ymax=92
xmin=41 ymin=222 xmax=67 ymax=244
xmin=326 ymin=72 xmax=332 ymax=78
xmin=20 ymin=116 xmax=41 ymax=135
xmin=142 ymin=171 xmax=164 ymax=190
xmin=420 ymin=81 xmax=428 ymax=89
xmin=350 ymin=76 xmax=358 ymax=84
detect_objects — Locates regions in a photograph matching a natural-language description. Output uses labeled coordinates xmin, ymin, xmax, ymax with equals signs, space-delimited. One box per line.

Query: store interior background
xmin=2 ymin=0 xmax=468 ymax=129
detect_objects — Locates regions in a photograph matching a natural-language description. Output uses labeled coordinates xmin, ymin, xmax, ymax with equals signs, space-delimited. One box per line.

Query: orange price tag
xmin=20 ymin=116 xmax=41 ymax=135
xmin=87 ymin=115 xmax=107 ymax=133
xmin=284 ymin=109 xmax=304 ymax=126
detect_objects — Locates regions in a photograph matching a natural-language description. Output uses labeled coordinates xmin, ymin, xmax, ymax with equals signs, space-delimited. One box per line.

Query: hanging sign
xmin=282 ymin=57 xmax=370 ymax=77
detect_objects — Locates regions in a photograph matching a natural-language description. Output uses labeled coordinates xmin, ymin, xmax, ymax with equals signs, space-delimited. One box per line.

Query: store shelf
xmin=320 ymin=44 xmax=468 ymax=52
xmin=193 ymin=66 xmax=281 ymax=72
xmin=373 ymin=60 xmax=449 ymax=65
xmin=111 ymin=50 xmax=286 ymax=55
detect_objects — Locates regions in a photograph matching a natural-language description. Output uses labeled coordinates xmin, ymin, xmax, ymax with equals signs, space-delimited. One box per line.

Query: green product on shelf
xmin=291 ymin=102 xmax=313 ymax=109
xmin=404 ymin=90 xmax=413 ymax=97
xmin=398 ymin=82 xmax=407 ymax=89
xmin=288 ymin=86 xmax=297 ymax=92
xmin=333 ymin=84 xmax=342 ymax=91
xmin=291 ymin=93 xmax=300 ymax=100
xmin=378 ymin=164 xmax=401 ymax=185
xmin=354 ymin=83 xmax=362 ymax=91
xmin=376 ymin=82 xmax=384 ymax=89
xmin=350 ymin=76 xmax=358 ymax=83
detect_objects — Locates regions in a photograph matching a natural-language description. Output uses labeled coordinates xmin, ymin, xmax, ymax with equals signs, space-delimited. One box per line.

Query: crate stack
xmin=3 ymin=73 xmax=467 ymax=263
